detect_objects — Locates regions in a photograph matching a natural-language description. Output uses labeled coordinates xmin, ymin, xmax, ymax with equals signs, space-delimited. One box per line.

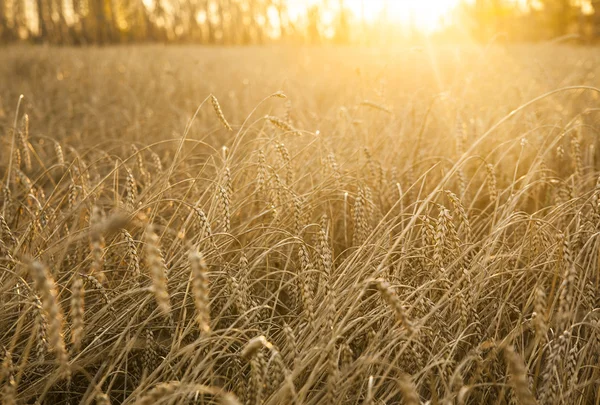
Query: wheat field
xmin=0 ymin=44 xmax=599 ymax=404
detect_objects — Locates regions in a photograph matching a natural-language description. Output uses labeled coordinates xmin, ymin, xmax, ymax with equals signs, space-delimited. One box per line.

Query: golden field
xmin=0 ymin=44 xmax=599 ymax=404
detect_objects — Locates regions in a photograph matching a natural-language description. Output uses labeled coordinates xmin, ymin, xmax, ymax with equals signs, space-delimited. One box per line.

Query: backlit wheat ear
xmin=445 ymin=190 xmax=471 ymax=242
xmin=139 ymin=383 xmax=242 ymax=405
xmin=12 ymin=148 xmax=21 ymax=171
xmin=70 ymin=275 xmax=84 ymax=352
xmin=486 ymin=163 xmax=498 ymax=202
xmin=265 ymin=115 xmax=300 ymax=135
xmin=256 ymin=150 xmax=267 ymax=196
xmin=316 ymin=215 xmax=332 ymax=277
xmin=227 ymin=274 xmax=244 ymax=314
xmin=421 ymin=215 xmax=436 ymax=247
xmin=54 ymin=141 xmax=65 ymax=166
xmin=283 ymin=323 xmax=296 ymax=368
xmin=149 ymin=149 xmax=164 ymax=175
xmin=455 ymin=119 xmax=468 ymax=197
xmin=360 ymin=100 xmax=392 ymax=114
xmin=17 ymin=114 xmax=31 ymax=172
xmin=269 ymin=170 xmax=283 ymax=208
xmin=433 ymin=207 xmax=451 ymax=270
xmin=211 ymin=95 xmax=232 ymax=131
xmin=15 ymin=168 xmax=33 ymax=194
xmin=221 ymin=393 xmax=243 ymax=405
xmin=456 ymin=289 xmax=469 ymax=330
xmin=89 ymin=206 xmax=106 ymax=283
xmin=397 ymin=373 xmax=420 ymax=405
xmin=250 ymin=349 xmax=266 ymax=405
xmin=293 ymin=196 xmax=306 ymax=235
xmin=236 ymin=253 xmax=252 ymax=317
xmin=1 ymin=347 xmax=16 ymax=405
xmin=0 ymin=214 xmax=16 ymax=247
xmin=284 ymin=99 xmax=292 ymax=124
xmin=218 ymin=186 xmax=231 ymax=233
xmin=364 ymin=375 xmax=375 ymax=405
xmin=32 ymin=294 xmax=48 ymax=362
xmin=218 ymin=168 xmax=232 ymax=233
xmin=241 ymin=336 xmax=270 ymax=359
xmin=95 ymin=392 xmax=110 ymax=405
xmin=540 ymin=330 xmax=571 ymax=405
xmin=137 ymin=381 xmax=182 ymax=405
xmin=144 ymin=225 xmax=171 ymax=316
xmin=592 ymin=175 xmax=600 ymax=220
xmin=29 ymin=261 xmax=69 ymax=377
xmin=266 ymin=345 xmax=286 ymax=394
xmin=326 ymin=152 xmax=342 ymax=180
xmin=533 ymin=286 xmax=548 ymax=340
xmin=325 ymin=342 xmax=338 ymax=404
xmin=504 ymin=346 xmax=536 ymax=405
xmin=317 ymin=215 xmax=336 ymax=336
xmin=241 ymin=336 xmax=271 ymax=405
xmin=121 ymin=229 xmax=141 ymax=278
xmin=124 ymin=166 xmax=137 ymax=211
xmin=564 ymin=338 xmax=579 ymax=395
xmin=274 ymin=142 xmax=293 ymax=185
xmin=80 ymin=273 xmax=115 ymax=315
xmin=2 ymin=185 xmax=12 ymax=217
xmin=189 ymin=250 xmax=211 ymax=333
xmin=557 ymin=237 xmax=576 ymax=330
xmin=369 ymin=278 xmax=414 ymax=334
xmin=131 ymin=144 xmax=149 ymax=184
xmin=142 ymin=328 xmax=159 ymax=373
xmin=297 ymin=245 xmax=316 ymax=325
xmin=571 ymin=133 xmax=583 ymax=180
xmin=363 ymin=185 xmax=374 ymax=220
xmin=455 ymin=117 xmax=466 ymax=156
xmin=339 ymin=343 xmax=353 ymax=370
xmin=271 ymin=90 xmax=287 ymax=99
xmin=353 ymin=187 xmax=368 ymax=245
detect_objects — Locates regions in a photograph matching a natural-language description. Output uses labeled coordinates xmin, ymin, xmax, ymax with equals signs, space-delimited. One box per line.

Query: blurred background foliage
xmin=0 ymin=0 xmax=599 ymax=45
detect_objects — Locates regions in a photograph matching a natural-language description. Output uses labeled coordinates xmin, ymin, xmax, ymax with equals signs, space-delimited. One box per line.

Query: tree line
xmin=0 ymin=0 xmax=599 ymax=45
xmin=470 ymin=0 xmax=600 ymax=42
xmin=0 ymin=0 xmax=297 ymax=44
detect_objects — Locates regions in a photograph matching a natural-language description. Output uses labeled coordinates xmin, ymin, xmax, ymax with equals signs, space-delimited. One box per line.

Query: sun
xmin=343 ymin=0 xmax=459 ymax=32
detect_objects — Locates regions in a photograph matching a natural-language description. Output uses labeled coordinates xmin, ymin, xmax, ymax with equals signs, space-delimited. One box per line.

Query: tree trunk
xmin=0 ymin=0 xmax=8 ymax=42
xmin=36 ymin=0 xmax=49 ymax=41
xmin=90 ymin=0 xmax=107 ymax=43
xmin=593 ymin=1 xmax=600 ymax=39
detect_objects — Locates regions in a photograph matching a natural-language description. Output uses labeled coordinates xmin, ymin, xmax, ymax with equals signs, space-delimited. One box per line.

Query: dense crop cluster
xmin=0 ymin=45 xmax=599 ymax=404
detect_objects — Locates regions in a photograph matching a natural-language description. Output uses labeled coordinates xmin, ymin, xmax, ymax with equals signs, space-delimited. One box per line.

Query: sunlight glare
xmin=344 ymin=0 xmax=459 ymax=32
xmin=288 ymin=0 xmax=460 ymax=32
